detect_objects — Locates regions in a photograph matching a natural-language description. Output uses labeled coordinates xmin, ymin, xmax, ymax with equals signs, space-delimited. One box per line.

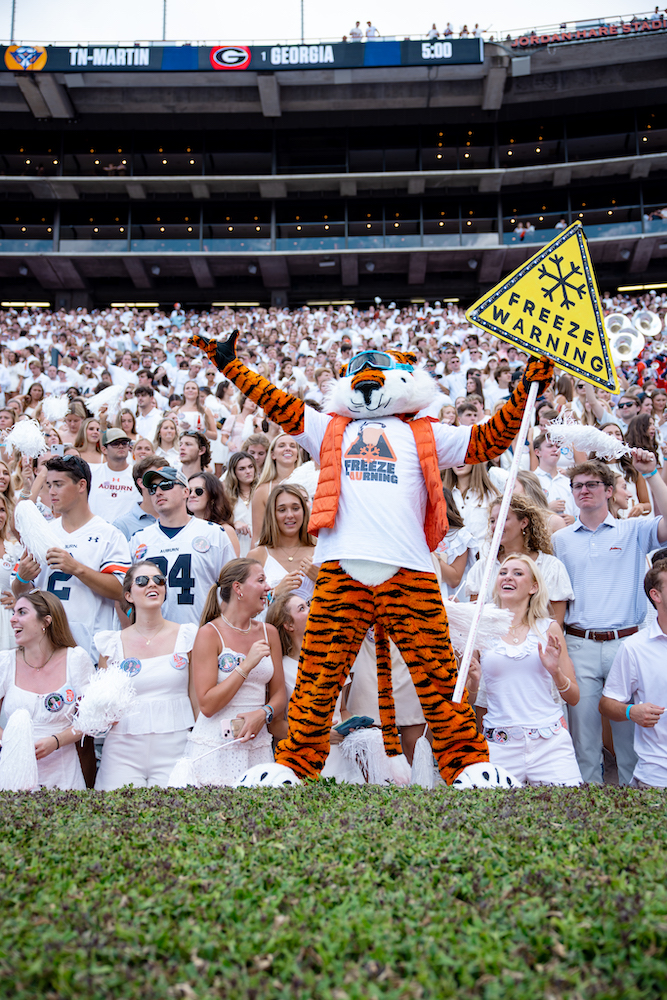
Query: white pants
xmin=95 ymin=729 xmax=190 ymax=790
xmin=487 ymin=726 xmax=583 ymax=786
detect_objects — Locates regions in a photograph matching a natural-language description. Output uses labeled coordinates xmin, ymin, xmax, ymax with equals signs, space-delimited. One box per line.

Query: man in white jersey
xmin=13 ymin=455 xmax=130 ymax=658
xmin=129 ymin=467 xmax=235 ymax=625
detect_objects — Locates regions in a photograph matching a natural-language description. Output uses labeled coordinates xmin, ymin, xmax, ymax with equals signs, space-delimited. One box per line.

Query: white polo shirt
xmin=603 ymin=620 xmax=667 ymax=786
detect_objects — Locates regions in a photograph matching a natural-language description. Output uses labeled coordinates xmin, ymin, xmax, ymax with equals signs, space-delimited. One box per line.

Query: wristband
xmin=626 ymin=704 xmax=633 ymax=720
xmin=15 ymin=574 xmax=32 ymax=585
xmin=52 ymin=734 xmax=60 ymax=749
xmin=234 ymin=664 xmax=249 ymax=680
xmin=641 ymin=469 xmax=658 ymax=479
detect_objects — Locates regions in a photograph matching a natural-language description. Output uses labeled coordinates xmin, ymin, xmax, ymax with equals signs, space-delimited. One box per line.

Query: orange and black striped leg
xmin=374 ymin=622 xmax=402 ymax=757
xmin=375 ymin=568 xmax=488 ymax=784
xmin=275 ymin=562 xmax=375 ymax=778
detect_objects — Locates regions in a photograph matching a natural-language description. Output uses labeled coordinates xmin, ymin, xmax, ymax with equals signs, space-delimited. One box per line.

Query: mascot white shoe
xmin=451 ymin=762 xmax=522 ymax=789
xmin=235 ymin=763 xmax=301 ymax=788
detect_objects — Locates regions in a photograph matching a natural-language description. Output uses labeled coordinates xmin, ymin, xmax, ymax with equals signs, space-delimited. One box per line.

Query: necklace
xmin=507 ymin=622 xmax=528 ymax=645
xmin=221 ymin=612 xmax=252 ymax=633
xmin=134 ymin=622 xmax=165 ymax=646
xmin=20 ymin=646 xmax=56 ymax=670
xmin=239 ymin=490 xmax=252 ymax=507
xmin=278 ymin=544 xmax=301 ymax=563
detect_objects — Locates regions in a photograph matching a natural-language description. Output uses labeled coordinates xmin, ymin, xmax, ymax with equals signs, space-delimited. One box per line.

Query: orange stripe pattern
xmin=275 ymin=561 xmax=488 ymax=784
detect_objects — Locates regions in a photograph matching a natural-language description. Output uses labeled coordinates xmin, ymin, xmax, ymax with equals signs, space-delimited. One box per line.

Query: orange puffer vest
xmin=308 ymin=414 xmax=449 ymax=552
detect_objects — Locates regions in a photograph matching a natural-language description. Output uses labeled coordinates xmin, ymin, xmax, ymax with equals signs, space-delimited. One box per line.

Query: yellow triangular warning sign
xmin=466 ymin=222 xmax=619 ymax=392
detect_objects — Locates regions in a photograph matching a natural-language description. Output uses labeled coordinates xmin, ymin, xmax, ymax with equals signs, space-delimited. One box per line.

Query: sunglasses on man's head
xmin=133 ymin=574 xmax=166 ymax=588
xmin=147 ymin=480 xmax=179 ymax=495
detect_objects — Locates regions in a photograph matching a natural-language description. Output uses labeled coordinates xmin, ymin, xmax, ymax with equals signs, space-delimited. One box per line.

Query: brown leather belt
xmin=565 ymin=624 xmax=639 ymax=643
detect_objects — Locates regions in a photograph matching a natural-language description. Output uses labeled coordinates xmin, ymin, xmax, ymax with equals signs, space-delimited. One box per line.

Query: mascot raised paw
xmin=191 ymin=331 xmax=551 ymax=786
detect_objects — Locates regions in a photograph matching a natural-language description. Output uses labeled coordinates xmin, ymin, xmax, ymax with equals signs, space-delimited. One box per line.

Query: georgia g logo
xmin=209 ymin=46 xmax=251 ymax=71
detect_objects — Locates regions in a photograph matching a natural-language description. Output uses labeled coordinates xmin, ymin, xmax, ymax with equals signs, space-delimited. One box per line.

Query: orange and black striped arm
xmin=466 ymin=356 xmax=554 ymax=463
xmin=190 ymin=330 xmax=305 ymax=435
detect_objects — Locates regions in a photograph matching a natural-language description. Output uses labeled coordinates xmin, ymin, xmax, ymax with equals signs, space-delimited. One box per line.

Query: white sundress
xmin=182 ymin=621 xmax=274 ymax=786
xmin=0 ymin=646 xmax=94 ymax=789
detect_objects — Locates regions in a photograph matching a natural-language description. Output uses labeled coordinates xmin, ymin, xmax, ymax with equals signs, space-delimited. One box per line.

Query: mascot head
xmin=325 ymin=349 xmax=437 ymax=418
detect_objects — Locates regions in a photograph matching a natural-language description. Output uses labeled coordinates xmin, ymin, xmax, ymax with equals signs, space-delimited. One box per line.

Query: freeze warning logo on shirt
xmin=343 ymin=422 xmax=398 ymax=484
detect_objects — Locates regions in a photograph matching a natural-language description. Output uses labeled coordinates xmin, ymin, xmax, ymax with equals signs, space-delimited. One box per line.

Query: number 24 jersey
xmin=130 ymin=517 xmax=236 ymax=625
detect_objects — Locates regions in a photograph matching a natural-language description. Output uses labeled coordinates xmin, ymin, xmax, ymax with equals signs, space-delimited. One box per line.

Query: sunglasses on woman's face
xmin=191 ymin=487 xmax=206 ymax=497
xmin=133 ymin=575 xmax=166 ymax=588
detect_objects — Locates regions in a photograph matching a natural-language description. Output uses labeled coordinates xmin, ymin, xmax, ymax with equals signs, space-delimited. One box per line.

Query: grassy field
xmin=2 ymin=783 xmax=667 ymax=1000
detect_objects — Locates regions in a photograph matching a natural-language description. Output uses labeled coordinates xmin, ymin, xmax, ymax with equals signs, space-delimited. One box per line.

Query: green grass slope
xmin=2 ymin=784 xmax=667 ymax=1000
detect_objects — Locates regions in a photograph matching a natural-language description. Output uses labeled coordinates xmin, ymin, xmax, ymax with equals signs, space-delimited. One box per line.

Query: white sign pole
xmin=452 ymin=380 xmax=540 ymax=703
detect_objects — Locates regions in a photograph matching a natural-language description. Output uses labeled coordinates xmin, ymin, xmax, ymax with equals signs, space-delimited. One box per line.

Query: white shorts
xmin=487 ymin=725 xmax=582 ymax=786
xmin=95 ymin=729 xmax=190 ymax=790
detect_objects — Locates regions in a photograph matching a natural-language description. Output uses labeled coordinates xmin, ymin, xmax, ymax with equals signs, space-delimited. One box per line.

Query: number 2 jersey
xmin=130 ymin=517 xmax=236 ymax=625
xmin=31 ymin=515 xmax=131 ymax=659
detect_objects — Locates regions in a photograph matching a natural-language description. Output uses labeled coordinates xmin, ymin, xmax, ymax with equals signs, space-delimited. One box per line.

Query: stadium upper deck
xmin=0 ymin=13 xmax=665 ymax=308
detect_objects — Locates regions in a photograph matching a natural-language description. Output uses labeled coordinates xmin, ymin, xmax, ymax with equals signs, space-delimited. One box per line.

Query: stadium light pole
xmin=301 ymin=0 xmax=304 ymax=43
xmin=162 ymin=0 xmax=167 ymax=41
xmin=10 ymin=0 xmax=16 ymax=44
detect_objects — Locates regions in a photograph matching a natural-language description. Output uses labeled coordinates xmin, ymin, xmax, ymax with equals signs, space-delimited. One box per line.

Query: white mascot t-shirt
xmin=295 ymin=408 xmax=472 ymax=574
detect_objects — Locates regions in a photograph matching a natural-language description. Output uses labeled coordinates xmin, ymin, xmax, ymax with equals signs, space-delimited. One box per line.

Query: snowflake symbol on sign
xmin=537 ymin=254 xmax=587 ymax=310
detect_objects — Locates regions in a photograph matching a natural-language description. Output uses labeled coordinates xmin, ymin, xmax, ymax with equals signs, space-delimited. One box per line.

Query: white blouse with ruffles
xmin=478 ymin=617 xmax=563 ymax=729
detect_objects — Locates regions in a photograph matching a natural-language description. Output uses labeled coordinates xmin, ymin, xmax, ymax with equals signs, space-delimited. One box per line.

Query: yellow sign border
xmin=466 ymin=222 xmax=619 ymax=393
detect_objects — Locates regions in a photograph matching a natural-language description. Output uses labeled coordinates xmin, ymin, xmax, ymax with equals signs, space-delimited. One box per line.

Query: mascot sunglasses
xmin=346 ymin=351 xmax=414 ymax=376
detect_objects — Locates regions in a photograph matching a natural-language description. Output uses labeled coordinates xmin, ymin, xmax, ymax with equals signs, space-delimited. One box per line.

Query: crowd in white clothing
xmin=1 ymin=289 xmax=667 ymax=792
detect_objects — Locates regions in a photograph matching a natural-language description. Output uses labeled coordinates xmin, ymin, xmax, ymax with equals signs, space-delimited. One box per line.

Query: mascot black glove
xmin=522 ymin=356 xmax=554 ymax=394
xmin=189 ymin=330 xmax=239 ymax=372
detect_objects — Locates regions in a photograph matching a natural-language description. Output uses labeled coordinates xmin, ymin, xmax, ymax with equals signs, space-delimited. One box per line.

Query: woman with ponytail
xmin=180 ymin=558 xmax=285 ymax=785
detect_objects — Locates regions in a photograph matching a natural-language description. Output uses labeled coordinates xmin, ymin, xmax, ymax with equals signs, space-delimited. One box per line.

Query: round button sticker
xmin=120 ymin=657 xmax=142 ymax=677
xmin=171 ymin=653 xmax=188 ymax=671
xmin=219 ymin=652 xmax=242 ymax=674
xmin=134 ymin=543 xmax=148 ymax=561
xmin=193 ymin=537 xmax=211 ymax=553
xmin=65 ymin=688 xmax=76 ymax=703
xmin=44 ymin=691 xmax=65 ymax=712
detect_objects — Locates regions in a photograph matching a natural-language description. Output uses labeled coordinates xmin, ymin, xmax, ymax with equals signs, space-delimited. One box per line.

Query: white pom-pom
xmin=4 ymin=419 xmax=47 ymax=458
xmin=445 ymin=602 xmax=513 ymax=654
xmin=410 ymin=733 xmax=437 ymax=789
xmin=339 ymin=727 xmax=396 ymax=785
xmin=284 ymin=461 xmax=320 ymax=501
xmin=71 ymin=664 xmax=137 ymax=737
xmin=87 ymin=384 xmax=124 ymax=424
xmin=0 ymin=709 xmax=39 ymax=790
xmin=167 ymin=757 xmax=200 ymax=788
xmin=387 ymin=753 xmax=411 ymax=786
xmin=14 ymin=500 xmax=61 ymax=565
xmin=41 ymin=395 xmax=69 ymax=425
xmin=546 ymin=417 xmax=630 ymax=461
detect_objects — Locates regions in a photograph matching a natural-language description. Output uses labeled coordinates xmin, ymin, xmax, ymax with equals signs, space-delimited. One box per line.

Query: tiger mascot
xmin=191 ymin=330 xmax=552 ymax=787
